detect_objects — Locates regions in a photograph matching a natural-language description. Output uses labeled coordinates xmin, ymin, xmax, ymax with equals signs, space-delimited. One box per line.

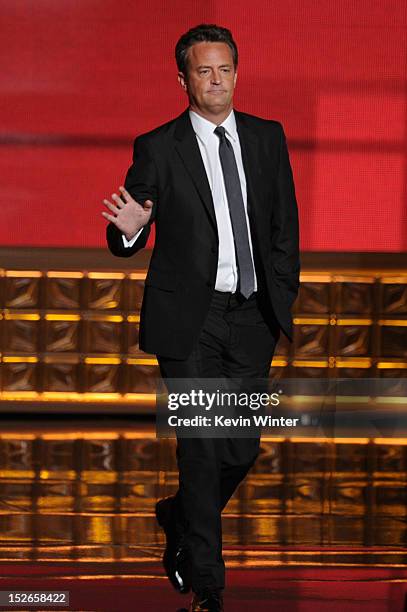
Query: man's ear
xmin=178 ymin=71 xmax=187 ymax=91
xmin=233 ymin=70 xmax=238 ymax=86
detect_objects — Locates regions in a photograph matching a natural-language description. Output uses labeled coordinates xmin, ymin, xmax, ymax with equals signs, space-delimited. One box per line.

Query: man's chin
xmin=204 ymin=99 xmax=232 ymax=112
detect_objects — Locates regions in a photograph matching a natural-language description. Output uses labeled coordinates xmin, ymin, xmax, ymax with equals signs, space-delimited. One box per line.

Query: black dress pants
xmin=157 ymin=288 xmax=280 ymax=591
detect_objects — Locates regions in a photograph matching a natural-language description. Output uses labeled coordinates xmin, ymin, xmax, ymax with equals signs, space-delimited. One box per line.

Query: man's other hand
xmin=102 ymin=186 xmax=153 ymax=241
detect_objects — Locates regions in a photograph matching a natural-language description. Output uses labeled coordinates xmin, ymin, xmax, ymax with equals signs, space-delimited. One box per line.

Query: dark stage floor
xmin=1 ymin=563 xmax=407 ymax=611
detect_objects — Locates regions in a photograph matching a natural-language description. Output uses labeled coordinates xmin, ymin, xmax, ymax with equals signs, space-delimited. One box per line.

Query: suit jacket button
xmin=211 ymin=247 xmax=216 ymax=253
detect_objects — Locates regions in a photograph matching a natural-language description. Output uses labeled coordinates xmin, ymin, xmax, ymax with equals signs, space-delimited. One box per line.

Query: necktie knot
xmin=214 ymin=125 xmax=226 ymax=140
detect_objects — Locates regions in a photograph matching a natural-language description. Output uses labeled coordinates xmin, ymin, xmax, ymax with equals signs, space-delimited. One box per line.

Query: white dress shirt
xmin=122 ymin=108 xmax=257 ymax=293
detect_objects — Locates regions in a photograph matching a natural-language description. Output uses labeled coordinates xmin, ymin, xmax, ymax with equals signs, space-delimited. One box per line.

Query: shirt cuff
xmin=122 ymin=227 xmax=144 ymax=248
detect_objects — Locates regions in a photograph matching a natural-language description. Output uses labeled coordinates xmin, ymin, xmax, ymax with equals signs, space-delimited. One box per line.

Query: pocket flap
xmin=144 ymin=268 xmax=175 ymax=292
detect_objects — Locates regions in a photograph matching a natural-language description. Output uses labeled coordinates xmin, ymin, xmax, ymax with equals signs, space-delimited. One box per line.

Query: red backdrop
xmin=1 ymin=1 xmax=406 ymax=251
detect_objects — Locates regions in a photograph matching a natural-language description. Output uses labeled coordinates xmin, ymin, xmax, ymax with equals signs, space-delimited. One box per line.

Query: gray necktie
xmin=214 ymin=125 xmax=255 ymax=298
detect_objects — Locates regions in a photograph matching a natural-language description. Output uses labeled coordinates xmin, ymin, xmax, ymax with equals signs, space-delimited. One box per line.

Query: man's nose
xmin=211 ymin=71 xmax=222 ymax=84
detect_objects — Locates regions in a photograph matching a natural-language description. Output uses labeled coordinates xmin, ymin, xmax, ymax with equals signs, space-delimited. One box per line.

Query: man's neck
xmin=189 ymin=105 xmax=233 ymax=126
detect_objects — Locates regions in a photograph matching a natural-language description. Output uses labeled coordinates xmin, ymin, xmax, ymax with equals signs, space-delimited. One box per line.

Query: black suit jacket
xmin=107 ymin=108 xmax=300 ymax=359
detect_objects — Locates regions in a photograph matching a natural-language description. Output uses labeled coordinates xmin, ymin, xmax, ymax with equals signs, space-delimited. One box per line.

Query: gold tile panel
xmin=0 ymin=267 xmax=404 ymax=405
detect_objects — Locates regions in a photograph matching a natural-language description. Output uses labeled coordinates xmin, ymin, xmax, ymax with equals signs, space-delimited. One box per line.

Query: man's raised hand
xmin=102 ymin=186 xmax=153 ymax=241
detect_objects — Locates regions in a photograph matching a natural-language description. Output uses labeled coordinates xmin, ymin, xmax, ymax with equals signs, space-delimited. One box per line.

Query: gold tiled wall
xmin=0 ymin=432 xmax=406 ymax=560
xmin=293 ymin=273 xmax=407 ymax=377
xmin=0 ymin=267 xmax=406 ymax=404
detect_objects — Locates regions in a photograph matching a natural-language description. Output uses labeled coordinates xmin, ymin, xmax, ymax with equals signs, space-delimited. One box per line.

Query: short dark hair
xmin=175 ymin=24 xmax=238 ymax=75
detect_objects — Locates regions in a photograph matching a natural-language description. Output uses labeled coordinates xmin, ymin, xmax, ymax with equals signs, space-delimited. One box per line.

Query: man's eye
xmin=199 ymin=70 xmax=209 ymax=75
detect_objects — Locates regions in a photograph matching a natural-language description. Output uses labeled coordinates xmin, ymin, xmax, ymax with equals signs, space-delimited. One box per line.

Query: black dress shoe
xmin=155 ymin=495 xmax=191 ymax=594
xmin=189 ymin=587 xmax=224 ymax=611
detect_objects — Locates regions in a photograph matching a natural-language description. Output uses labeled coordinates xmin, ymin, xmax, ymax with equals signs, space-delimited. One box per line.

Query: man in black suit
xmin=103 ymin=24 xmax=300 ymax=612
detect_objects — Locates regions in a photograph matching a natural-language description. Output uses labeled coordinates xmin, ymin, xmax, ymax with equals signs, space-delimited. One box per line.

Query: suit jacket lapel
xmin=234 ymin=110 xmax=262 ymax=226
xmin=174 ymin=107 xmax=263 ymax=238
xmin=174 ymin=109 xmax=217 ymax=231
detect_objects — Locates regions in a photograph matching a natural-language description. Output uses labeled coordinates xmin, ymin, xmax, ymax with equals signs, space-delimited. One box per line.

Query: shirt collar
xmin=189 ymin=108 xmax=238 ymax=145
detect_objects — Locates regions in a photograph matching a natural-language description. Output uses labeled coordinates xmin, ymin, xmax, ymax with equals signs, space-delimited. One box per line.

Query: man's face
xmin=178 ymin=42 xmax=237 ymax=116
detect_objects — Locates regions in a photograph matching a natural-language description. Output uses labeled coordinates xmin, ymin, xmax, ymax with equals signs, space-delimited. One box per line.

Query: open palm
xmin=102 ymin=186 xmax=153 ymax=241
